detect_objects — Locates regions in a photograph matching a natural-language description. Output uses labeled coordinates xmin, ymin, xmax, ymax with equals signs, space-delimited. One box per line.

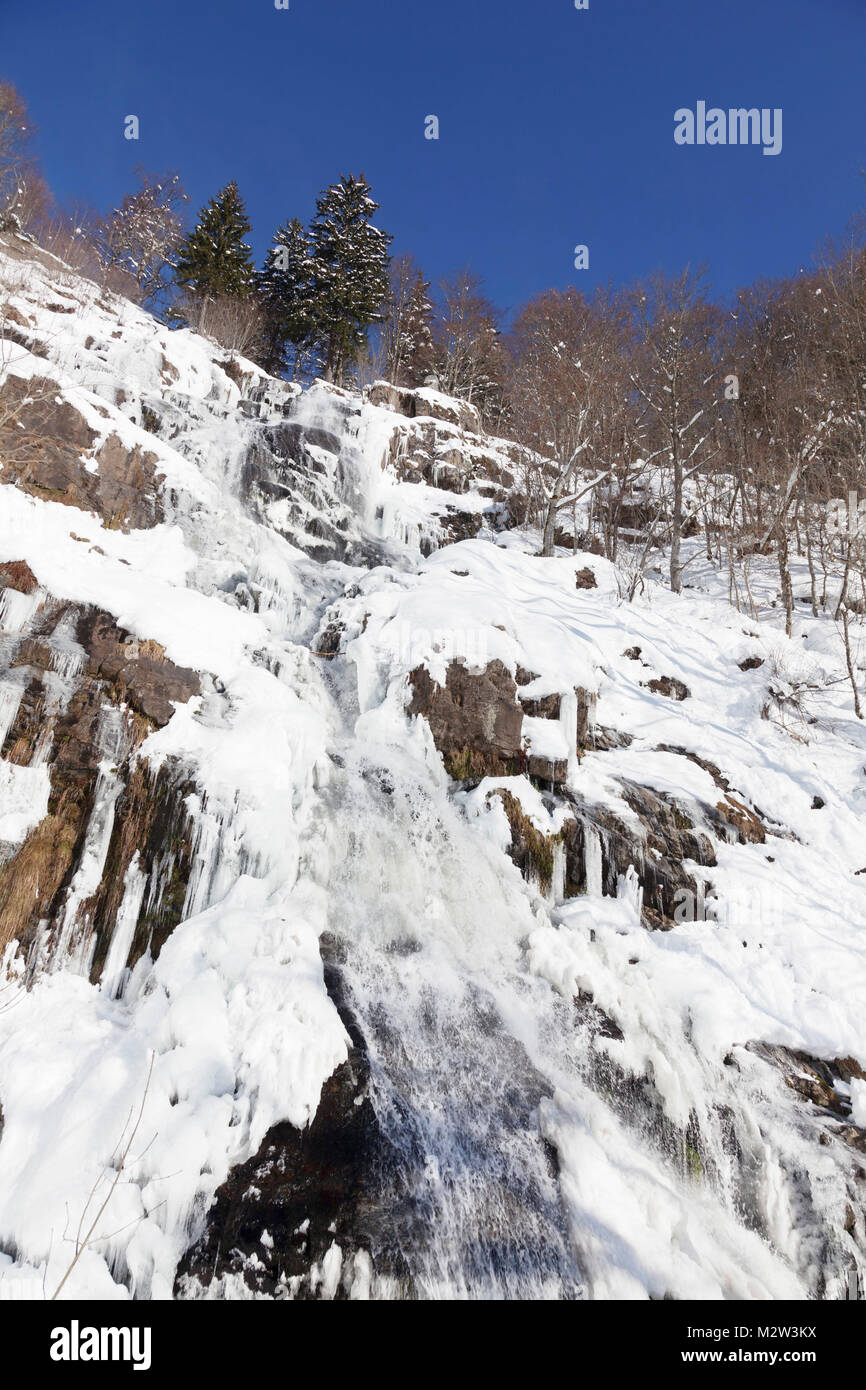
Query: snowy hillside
xmin=0 ymin=232 xmax=864 ymax=1301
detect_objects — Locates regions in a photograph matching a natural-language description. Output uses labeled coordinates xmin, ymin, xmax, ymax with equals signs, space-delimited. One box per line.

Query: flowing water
xmin=315 ymin=746 xmax=586 ymax=1298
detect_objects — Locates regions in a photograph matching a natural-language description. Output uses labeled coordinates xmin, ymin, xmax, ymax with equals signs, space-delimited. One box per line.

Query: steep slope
xmin=0 ymin=234 xmax=864 ymax=1300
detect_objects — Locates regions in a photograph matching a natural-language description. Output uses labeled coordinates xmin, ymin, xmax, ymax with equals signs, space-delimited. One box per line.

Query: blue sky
xmin=3 ymin=0 xmax=865 ymax=315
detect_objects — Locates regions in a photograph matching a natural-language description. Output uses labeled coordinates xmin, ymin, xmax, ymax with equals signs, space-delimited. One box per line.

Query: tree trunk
xmin=778 ymin=525 xmax=794 ymax=637
xmin=670 ymin=458 xmax=684 ymax=594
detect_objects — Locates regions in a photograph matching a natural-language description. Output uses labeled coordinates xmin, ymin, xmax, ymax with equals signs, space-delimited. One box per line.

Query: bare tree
xmin=96 ymin=169 xmax=187 ymax=309
xmin=508 ymin=286 xmax=635 ymax=555
xmin=627 ymin=268 xmax=722 ymax=594
xmin=0 ymin=81 xmax=39 ymax=231
xmin=50 ymin=1055 xmax=157 ymax=1301
xmin=179 ymin=291 xmax=269 ymax=361
xmin=435 ymin=269 xmax=504 ymax=422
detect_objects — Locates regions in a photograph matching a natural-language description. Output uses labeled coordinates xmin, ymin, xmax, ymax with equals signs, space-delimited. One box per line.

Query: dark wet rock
xmin=438 ymin=507 xmax=484 ymax=546
xmin=366 ymin=380 xmax=480 ymax=433
xmin=575 ymin=989 xmax=624 ymax=1042
xmin=313 ymin=619 xmax=345 ymax=659
xmin=175 ymin=1055 xmax=396 ymax=1300
xmin=655 ymin=744 xmax=728 ymax=791
xmin=590 ymin=726 xmax=634 ymax=751
xmin=561 ymin=780 xmax=716 ymax=930
xmin=86 ymin=759 xmax=195 ymax=981
xmin=525 ymin=753 xmax=568 ymax=789
xmin=176 ymin=938 xmax=410 ymax=1300
xmin=240 ymin=413 xmax=386 ymax=567
xmin=519 ymin=690 xmax=561 ymax=720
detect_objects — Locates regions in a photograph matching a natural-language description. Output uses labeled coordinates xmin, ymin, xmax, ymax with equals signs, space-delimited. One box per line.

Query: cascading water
xmin=312 ymin=745 xmax=585 ymax=1298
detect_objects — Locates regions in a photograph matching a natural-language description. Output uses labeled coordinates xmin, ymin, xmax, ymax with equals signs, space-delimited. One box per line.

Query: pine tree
xmin=257 ymin=218 xmax=316 ymax=377
xmin=402 ymin=270 xmax=436 ymax=385
xmin=174 ymin=181 xmax=255 ymax=301
xmin=383 ymin=256 xmax=436 ymax=387
xmin=308 ymin=174 xmax=392 ymax=385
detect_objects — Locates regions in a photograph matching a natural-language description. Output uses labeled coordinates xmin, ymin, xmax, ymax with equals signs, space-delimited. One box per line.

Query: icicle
xmin=584 ymin=824 xmax=603 ymax=896
xmin=101 ymin=852 xmax=147 ymax=1001
xmin=0 ymin=586 xmax=40 ymax=634
xmin=0 ymin=682 xmax=23 ymax=747
xmin=50 ymin=706 xmax=128 ymax=973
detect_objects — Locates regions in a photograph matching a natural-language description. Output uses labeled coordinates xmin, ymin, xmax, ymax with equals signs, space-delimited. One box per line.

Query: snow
xmin=0 ymin=758 xmax=50 ymax=843
xmin=0 ymin=238 xmax=864 ymax=1300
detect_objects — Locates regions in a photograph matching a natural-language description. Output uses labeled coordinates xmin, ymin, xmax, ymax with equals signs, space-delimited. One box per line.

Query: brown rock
xmin=647 ymin=675 xmax=690 ymax=701
xmin=78 ymin=609 xmax=200 ymax=728
xmin=0 ymin=374 xmax=164 ymax=530
xmin=714 ymin=795 xmax=766 ymax=845
xmin=0 ymin=595 xmax=200 ymax=960
xmin=0 ymin=560 xmax=39 ymax=594
xmin=408 ymin=659 xmax=524 ymax=781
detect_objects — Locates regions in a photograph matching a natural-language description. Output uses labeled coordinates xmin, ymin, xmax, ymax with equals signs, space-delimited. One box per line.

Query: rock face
xmin=713 ymin=795 xmax=766 ymax=845
xmin=562 ymin=782 xmax=717 ymax=929
xmin=408 ymin=658 xmax=602 ymax=788
xmin=0 ymin=373 xmax=164 ymax=529
xmin=749 ymin=1045 xmax=866 ymax=1156
xmin=407 ymin=655 xmax=726 ymax=927
xmin=646 ymin=675 xmax=691 ymax=702
xmin=79 ymin=610 xmax=199 ymax=729
xmin=176 ymin=1058 xmax=392 ymax=1299
xmin=0 ymin=561 xmax=38 ymax=594
xmin=367 ymin=381 xmax=524 ymax=525
xmin=408 ymin=660 xmax=524 ymax=779
xmin=367 ymin=380 xmax=482 ymax=434
xmin=0 ymin=564 xmax=198 ymax=972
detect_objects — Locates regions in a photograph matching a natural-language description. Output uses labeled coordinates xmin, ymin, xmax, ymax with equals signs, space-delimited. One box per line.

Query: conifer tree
xmin=174 ymin=181 xmax=255 ymax=301
xmin=383 ymin=255 xmax=436 ymax=387
xmin=308 ymin=174 xmax=392 ymax=385
xmin=257 ymin=218 xmax=316 ymax=377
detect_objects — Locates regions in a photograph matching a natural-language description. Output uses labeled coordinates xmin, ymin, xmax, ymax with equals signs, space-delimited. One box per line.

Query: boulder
xmin=408 ymin=659 xmax=524 ymax=780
